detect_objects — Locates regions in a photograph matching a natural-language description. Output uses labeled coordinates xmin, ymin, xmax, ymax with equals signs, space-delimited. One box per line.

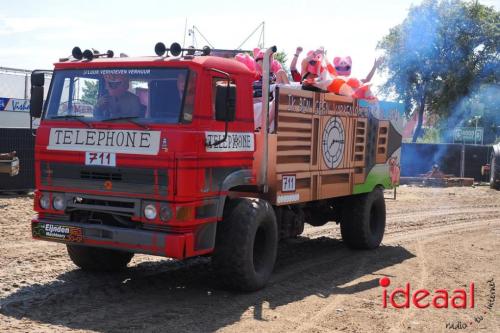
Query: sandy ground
xmin=0 ymin=186 xmax=499 ymax=333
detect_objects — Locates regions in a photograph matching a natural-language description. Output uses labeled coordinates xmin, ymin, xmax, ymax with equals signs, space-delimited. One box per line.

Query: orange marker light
xmin=104 ymin=180 xmax=113 ymax=190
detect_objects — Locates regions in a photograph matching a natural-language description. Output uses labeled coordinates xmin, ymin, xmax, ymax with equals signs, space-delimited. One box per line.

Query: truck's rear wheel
xmin=67 ymin=245 xmax=134 ymax=271
xmin=490 ymin=153 xmax=499 ymax=190
xmin=212 ymin=197 xmax=278 ymax=291
xmin=340 ymin=187 xmax=386 ymax=249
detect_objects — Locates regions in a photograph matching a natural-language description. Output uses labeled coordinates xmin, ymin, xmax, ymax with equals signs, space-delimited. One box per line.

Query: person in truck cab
xmin=95 ymin=73 xmax=144 ymax=118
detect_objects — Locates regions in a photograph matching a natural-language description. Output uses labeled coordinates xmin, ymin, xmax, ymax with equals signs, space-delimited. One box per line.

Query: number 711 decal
xmin=282 ymin=174 xmax=296 ymax=192
xmin=85 ymin=152 xmax=116 ymax=167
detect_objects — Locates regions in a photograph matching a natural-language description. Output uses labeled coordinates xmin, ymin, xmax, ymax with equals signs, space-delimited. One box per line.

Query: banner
xmin=358 ymin=100 xmax=406 ymax=134
xmin=0 ymin=98 xmax=30 ymax=112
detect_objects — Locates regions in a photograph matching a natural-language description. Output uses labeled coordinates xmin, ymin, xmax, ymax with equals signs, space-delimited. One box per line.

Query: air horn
xmin=70 ymin=47 xmax=114 ymax=61
xmin=154 ymin=42 xmax=211 ymax=57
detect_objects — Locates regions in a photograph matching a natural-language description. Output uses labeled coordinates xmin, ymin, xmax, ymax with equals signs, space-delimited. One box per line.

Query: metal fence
xmin=0 ymin=66 xmax=52 ymax=99
xmin=401 ymin=143 xmax=493 ymax=182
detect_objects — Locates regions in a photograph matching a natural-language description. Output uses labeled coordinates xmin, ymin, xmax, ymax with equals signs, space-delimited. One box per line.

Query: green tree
xmin=81 ymin=80 xmax=98 ymax=105
xmin=377 ymin=0 xmax=499 ymax=143
xmin=274 ymin=50 xmax=289 ymax=73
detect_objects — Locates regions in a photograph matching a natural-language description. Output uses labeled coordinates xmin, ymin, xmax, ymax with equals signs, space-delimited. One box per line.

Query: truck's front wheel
xmin=67 ymin=245 xmax=134 ymax=271
xmin=340 ymin=187 xmax=386 ymax=249
xmin=212 ymin=197 xmax=278 ymax=291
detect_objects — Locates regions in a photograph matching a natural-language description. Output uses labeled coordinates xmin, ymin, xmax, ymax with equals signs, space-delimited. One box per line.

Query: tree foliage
xmin=274 ymin=50 xmax=289 ymax=73
xmin=81 ymin=80 xmax=98 ymax=105
xmin=377 ymin=0 xmax=499 ymax=143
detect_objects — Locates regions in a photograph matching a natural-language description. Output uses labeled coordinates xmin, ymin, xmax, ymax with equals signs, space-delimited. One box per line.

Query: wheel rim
xmin=253 ymin=225 xmax=268 ymax=274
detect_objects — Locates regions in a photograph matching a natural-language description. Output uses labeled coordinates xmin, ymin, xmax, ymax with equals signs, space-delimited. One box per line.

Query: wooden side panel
xmin=276 ymin=111 xmax=313 ymax=173
xmin=352 ymin=117 xmax=367 ymax=184
xmin=376 ymin=120 xmax=390 ymax=164
xmin=275 ymin=172 xmax=313 ymax=204
xmin=353 ymin=118 xmax=367 ymax=167
xmin=353 ymin=167 xmax=366 ymax=184
xmin=319 ymin=169 xmax=352 ymax=199
xmin=275 ymin=88 xmax=316 ymax=174
xmin=267 ymin=89 xmax=387 ymax=205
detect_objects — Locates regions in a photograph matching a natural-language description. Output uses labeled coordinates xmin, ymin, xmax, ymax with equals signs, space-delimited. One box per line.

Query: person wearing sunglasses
xmin=95 ymin=74 xmax=144 ymax=118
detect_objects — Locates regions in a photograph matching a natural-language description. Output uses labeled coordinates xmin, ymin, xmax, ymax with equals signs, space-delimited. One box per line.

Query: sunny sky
xmin=1 ymin=0 xmax=498 ymax=91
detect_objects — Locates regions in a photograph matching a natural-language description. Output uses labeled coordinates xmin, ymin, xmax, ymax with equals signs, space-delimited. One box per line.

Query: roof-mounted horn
xmin=154 ymin=42 xmax=212 ymax=57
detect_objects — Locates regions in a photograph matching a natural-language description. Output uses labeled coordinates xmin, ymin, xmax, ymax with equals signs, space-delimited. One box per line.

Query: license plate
xmin=85 ymin=152 xmax=116 ymax=167
xmin=33 ymin=223 xmax=83 ymax=243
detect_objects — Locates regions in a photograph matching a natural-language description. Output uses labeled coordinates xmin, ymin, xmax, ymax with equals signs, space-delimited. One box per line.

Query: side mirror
xmin=31 ymin=72 xmax=45 ymax=86
xmin=30 ymin=72 xmax=45 ymax=118
xmin=215 ymin=83 xmax=236 ymax=122
xmin=30 ymin=86 xmax=44 ymax=118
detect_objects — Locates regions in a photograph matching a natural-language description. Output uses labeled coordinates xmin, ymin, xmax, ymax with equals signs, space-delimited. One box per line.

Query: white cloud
xmin=0 ymin=17 xmax=76 ymax=35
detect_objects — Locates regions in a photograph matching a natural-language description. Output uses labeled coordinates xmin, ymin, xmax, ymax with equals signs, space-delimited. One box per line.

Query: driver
xmin=95 ymin=74 xmax=143 ymax=118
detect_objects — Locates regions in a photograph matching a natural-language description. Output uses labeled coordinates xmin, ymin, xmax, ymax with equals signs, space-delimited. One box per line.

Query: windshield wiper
xmin=101 ymin=116 xmax=150 ymax=130
xmin=50 ymin=115 xmax=92 ymax=128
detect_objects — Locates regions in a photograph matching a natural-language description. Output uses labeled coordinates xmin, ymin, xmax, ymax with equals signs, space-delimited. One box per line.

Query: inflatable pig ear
xmin=235 ymin=53 xmax=256 ymax=72
xmin=271 ymin=59 xmax=282 ymax=73
xmin=253 ymin=48 xmax=264 ymax=61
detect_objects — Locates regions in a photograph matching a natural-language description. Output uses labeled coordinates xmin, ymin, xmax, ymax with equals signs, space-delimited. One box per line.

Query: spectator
xmin=290 ymin=46 xmax=303 ymax=82
xmin=333 ymin=56 xmax=384 ymax=83
xmin=254 ymin=48 xmax=290 ymax=84
xmin=300 ymin=47 xmax=325 ymax=81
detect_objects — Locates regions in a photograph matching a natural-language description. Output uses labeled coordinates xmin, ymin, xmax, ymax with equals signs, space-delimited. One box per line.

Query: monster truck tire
xmin=340 ymin=187 xmax=386 ymax=249
xmin=66 ymin=245 xmax=134 ymax=271
xmin=490 ymin=153 xmax=499 ymax=190
xmin=212 ymin=197 xmax=278 ymax=291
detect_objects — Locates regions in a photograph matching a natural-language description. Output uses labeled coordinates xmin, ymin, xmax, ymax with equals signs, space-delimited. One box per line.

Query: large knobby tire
xmin=340 ymin=187 xmax=386 ymax=249
xmin=490 ymin=153 xmax=499 ymax=190
xmin=67 ymin=245 xmax=134 ymax=272
xmin=212 ymin=197 xmax=278 ymax=291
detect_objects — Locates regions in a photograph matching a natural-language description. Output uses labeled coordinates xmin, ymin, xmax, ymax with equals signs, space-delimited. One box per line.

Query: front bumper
xmin=32 ymin=218 xmax=187 ymax=259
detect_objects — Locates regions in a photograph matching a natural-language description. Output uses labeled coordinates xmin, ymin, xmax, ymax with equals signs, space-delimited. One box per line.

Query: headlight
xmin=144 ymin=204 xmax=157 ymax=220
xmin=53 ymin=195 xmax=65 ymax=210
xmin=160 ymin=205 xmax=173 ymax=221
xmin=40 ymin=195 xmax=50 ymax=209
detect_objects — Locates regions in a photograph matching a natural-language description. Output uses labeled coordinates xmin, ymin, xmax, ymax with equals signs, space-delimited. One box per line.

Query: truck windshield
xmin=44 ymin=68 xmax=196 ymax=124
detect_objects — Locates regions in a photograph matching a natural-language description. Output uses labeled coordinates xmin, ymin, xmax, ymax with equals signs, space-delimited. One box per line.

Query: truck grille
xmin=69 ymin=195 xmax=139 ymax=216
xmin=41 ymin=162 xmax=168 ymax=195
xmin=80 ymin=171 xmax=122 ymax=181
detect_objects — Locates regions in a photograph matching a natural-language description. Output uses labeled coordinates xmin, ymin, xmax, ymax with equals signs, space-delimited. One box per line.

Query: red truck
xmin=30 ymin=43 xmax=402 ymax=291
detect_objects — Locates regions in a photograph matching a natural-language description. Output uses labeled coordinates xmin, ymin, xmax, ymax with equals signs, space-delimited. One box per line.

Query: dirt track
xmin=0 ymin=186 xmax=499 ymax=332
